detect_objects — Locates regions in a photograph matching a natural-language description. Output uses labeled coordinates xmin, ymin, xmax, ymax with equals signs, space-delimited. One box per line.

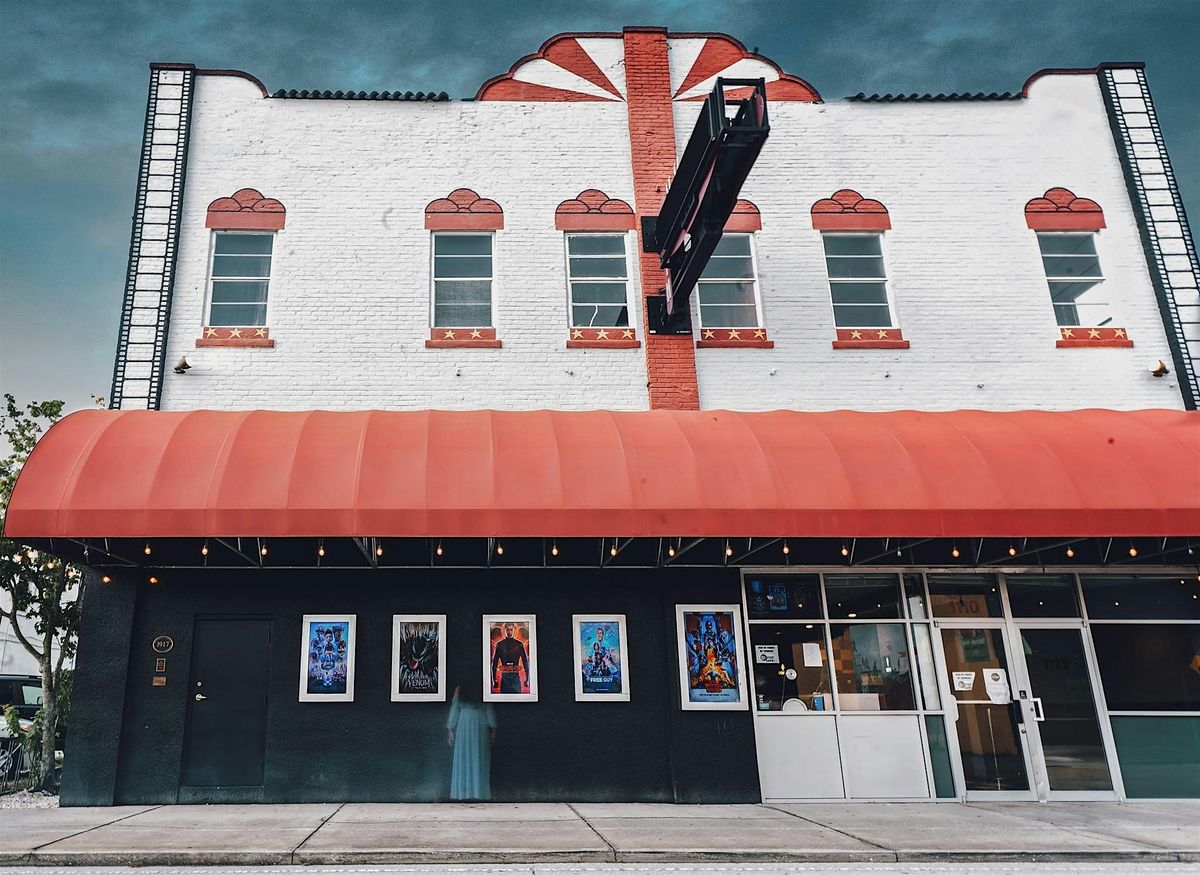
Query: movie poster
xmin=391 ymin=615 xmax=447 ymax=702
xmin=299 ymin=614 xmax=356 ymax=702
xmin=483 ymin=615 xmax=537 ymax=702
xmin=572 ymin=615 xmax=630 ymax=702
xmin=675 ymin=605 xmax=748 ymax=710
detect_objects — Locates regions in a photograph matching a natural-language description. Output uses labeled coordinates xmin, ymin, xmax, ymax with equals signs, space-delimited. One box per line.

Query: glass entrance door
xmin=1016 ymin=626 xmax=1115 ymax=797
xmin=940 ymin=626 xmax=1034 ymax=797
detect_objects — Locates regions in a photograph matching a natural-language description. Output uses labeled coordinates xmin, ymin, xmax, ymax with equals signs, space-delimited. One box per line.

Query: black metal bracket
xmin=646 ymin=292 xmax=693 ymax=335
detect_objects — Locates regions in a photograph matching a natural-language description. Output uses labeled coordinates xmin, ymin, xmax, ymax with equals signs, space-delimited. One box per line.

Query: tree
xmin=0 ymin=394 xmax=80 ymax=792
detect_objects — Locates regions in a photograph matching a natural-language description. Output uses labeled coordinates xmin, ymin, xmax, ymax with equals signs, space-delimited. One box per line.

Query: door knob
xmin=195 ymin=693 xmax=208 ymax=701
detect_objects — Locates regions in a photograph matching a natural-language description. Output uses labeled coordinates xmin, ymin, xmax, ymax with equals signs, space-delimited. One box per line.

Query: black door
xmin=181 ymin=618 xmax=271 ymax=786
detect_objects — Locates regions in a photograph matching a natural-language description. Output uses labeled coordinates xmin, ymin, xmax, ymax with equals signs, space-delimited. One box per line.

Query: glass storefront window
xmin=925 ymin=714 xmax=957 ymax=798
xmin=825 ymin=574 xmax=902 ymax=619
xmin=829 ymin=623 xmax=915 ymax=710
xmin=1006 ymin=574 xmax=1079 ymax=617
xmin=910 ymin=623 xmax=941 ymax=710
xmin=1110 ymin=716 xmax=1200 ymax=798
xmin=1082 ymin=575 xmax=1200 ymax=620
xmin=1090 ymin=623 xmax=1200 ymax=711
xmin=904 ymin=573 xmax=928 ymax=619
xmin=744 ymin=574 xmax=823 ymax=620
xmin=748 ymin=624 xmax=832 ymax=712
xmin=928 ymin=573 xmax=1003 ymax=619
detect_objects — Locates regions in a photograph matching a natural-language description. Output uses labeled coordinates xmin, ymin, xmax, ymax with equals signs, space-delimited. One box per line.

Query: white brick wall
xmin=686 ymin=73 xmax=1186 ymax=411
xmin=161 ymin=74 xmax=648 ymax=411
xmin=158 ymin=69 xmax=1186 ymax=413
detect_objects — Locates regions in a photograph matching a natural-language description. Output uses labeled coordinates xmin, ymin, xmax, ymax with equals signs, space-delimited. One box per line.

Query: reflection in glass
xmin=825 ymin=574 xmax=902 ymax=619
xmin=1091 ymin=624 xmax=1200 ymax=711
xmin=928 ymin=574 xmax=1003 ymax=619
xmin=911 ymin=624 xmax=941 ymax=710
xmin=446 ymin=676 xmax=496 ymax=800
xmin=749 ymin=624 xmax=831 ymax=712
xmin=829 ymin=623 xmax=915 ymax=710
xmin=1019 ymin=628 xmax=1112 ymax=790
xmin=925 ymin=715 xmax=957 ymax=798
xmin=744 ymin=575 xmax=822 ymax=620
xmin=940 ymin=627 xmax=1028 ymax=791
xmin=904 ymin=574 xmax=928 ymax=620
xmin=1111 ymin=716 xmax=1200 ymax=798
xmin=1007 ymin=574 xmax=1079 ymax=617
xmin=1081 ymin=575 xmax=1200 ymax=620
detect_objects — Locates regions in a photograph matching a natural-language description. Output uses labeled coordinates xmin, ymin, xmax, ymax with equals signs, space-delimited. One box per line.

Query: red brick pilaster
xmin=624 ymin=27 xmax=701 ymax=410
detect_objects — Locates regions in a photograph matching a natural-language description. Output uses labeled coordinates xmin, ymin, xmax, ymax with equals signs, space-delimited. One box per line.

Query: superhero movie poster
xmin=483 ymin=615 xmax=538 ymax=701
xmin=676 ymin=606 xmax=747 ymax=710
xmin=572 ymin=615 xmax=630 ymax=702
xmin=391 ymin=615 xmax=447 ymax=702
xmin=299 ymin=614 xmax=356 ymax=702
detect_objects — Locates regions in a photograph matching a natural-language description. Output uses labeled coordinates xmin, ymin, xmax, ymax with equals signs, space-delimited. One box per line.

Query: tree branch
xmin=5 ymin=612 xmax=46 ymax=662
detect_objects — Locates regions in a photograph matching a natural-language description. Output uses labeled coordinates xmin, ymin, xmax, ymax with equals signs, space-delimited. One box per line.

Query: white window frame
xmin=562 ymin=232 xmax=634 ymax=329
xmin=821 ymin=232 xmax=899 ymax=330
xmin=693 ymin=232 xmax=764 ymax=329
xmin=204 ymin=229 xmax=275 ymax=328
xmin=429 ymin=231 xmax=497 ymax=328
xmin=1036 ymin=231 xmax=1112 ymax=328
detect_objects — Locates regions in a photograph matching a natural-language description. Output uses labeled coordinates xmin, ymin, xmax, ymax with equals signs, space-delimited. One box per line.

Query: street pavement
xmin=0 ymin=866 xmax=1195 ymax=874
xmin=0 ymin=802 xmax=1196 ymax=865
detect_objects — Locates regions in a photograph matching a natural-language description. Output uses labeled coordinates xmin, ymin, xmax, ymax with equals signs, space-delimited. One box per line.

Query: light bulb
xmin=1066 ymin=546 xmax=1075 ymax=558
xmin=782 ymin=542 xmax=790 ymax=555
xmin=610 ymin=544 xmax=618 ymax=556
xmin=101 ymin=575 xmax=112 ymax=584
xmin=143 ymin=544 xmax=152 ymax=555
xmin=550 ymin=544 xmax=558 ymax=557
xmin=435 ymin=543 xmax=443 ymax=556
xmin=376 ymin=545 xmax=384 ymax=557
xmin=668 ymin=545 xmax=676 ymax=557
xmin=201 ymin=543 xmax=209 ymax=556
xmin=1128 ymin=546 xmax=1137 ymax=557
xmin=317 ymin=545 xmax=326 ymax=557
xmin=840 ymin=545 xmax=849 ymax=557
xmin=496 ymin=543 xmax=504 ymax=555
xmin=1008 ymin=546 xmax=1017 ymax=557
xmin=951 ymin=547 xmax=960 ymax=558
xmin=148 ymin=576 xmax=159 ymax=585
xmin=260 ymin=544 xmax=268 ymax=556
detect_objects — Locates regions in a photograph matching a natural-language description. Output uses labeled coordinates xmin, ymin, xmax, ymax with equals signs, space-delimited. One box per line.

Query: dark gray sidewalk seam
xmin=762 ymin=802 xmax=898 ymax=858
xmin=24 ymin=804 xmax=164 ymax=865
xmin=288 ymin=801 xmax=346 ymax=863
xmin=565 ymin=801 xmax=617 ymax=863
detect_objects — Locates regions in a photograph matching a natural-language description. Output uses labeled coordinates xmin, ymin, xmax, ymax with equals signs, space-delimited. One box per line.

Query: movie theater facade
xmin=6 ymin=29 xmax=1199 ymax=806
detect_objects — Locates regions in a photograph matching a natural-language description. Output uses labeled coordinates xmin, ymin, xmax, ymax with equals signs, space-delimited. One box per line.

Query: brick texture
xmin=623 ymin=28 xmax=701 ymax=410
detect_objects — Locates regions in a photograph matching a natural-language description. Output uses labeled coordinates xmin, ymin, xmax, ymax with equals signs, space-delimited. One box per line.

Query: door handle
xmin=194 ymin=693 xmax=208 ymax=702
xmin=1030 ymin=697 xmax=1045 ymax=722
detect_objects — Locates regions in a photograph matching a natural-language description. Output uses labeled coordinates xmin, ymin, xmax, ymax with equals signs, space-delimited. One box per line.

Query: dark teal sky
xmin=2 ymin=0 xmax=1197 ymax=412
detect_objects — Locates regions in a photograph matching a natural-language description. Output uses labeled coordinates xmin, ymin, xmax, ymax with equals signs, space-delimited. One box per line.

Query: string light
xmin=317 ymin=543 xmax=326 ymax=558
xmin=376 ymin=544 xmax=384 ymax=557
xmin=101 ymin=575 xmax=112 ymax=585
xmin=951 ymin=542 xmax=960 ymax=559
xmin=782 ymin=541 xmax=790 ymax=555
xmin=725 ymin=541 xmax=733 ymax=557
xmin=550 ymin=542 xmax=558 ymax=557
xmin=201 ymin=542 xmax=209 ymax=557
xmin=610 ymin=541 xmax=618 ymax=557
xmin=1128 ymin=545 xmax=1138 ymax=557
xmin=260 ymin=543 xmax=268 ymax=556
xmin=840 ymin=542 xmax=849 ymax=557
xmin=495 ymin=542 xmax=504 ymax=556
xmin=435 ymin=542 xmax=443 ymax=557
xmin=1066 ymin=546 xmax=1075 ymax=558
xmin=667 ymin=542 xmax=676 ymax=557
xmin=148 ymin=576 xmax=159 ymax=585
xmin=143 ymin=543 xmax=152 ymax=555
xmin=1008 ymin=545 xmax=1017 ymax=557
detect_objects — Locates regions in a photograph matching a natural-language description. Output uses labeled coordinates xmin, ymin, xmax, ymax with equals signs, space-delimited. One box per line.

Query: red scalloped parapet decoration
xmin=811 ymin=190 xmax=890 ymax=231
xmin=1025 ymin=188 xmax=1105 ymax=231
xmin=206 ymin=189 xmax=286 ymax=230
xmin=425 ymin=188 xmax=504 ymax=230
xmin=555 ymin=189 xmax=635 ymax=231
xmin=674 ymin=34 xmax=820 ymax=103
xmin=726 ymin=199 xmax=761 ymax=232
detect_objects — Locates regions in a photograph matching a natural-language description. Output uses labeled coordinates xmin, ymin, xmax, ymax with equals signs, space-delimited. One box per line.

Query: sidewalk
xmin=0 ymin=801 xmax=1197 ymax=865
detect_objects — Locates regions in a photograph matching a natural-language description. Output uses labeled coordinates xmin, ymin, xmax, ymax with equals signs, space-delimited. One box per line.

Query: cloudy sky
xmin=1 ymin=0 xmax=1197 ymax=413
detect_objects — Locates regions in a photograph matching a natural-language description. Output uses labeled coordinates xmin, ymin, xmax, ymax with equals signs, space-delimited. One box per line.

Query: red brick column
xmin=623 ymin=27 xmax=701 ymax=410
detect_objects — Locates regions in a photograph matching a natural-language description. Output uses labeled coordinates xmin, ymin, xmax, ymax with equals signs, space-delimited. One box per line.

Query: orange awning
xmin=4 ymin=408 xmax=1198 ymax=539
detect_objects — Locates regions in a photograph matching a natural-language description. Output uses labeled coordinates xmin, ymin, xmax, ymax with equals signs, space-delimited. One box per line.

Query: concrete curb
xmin=7 ymin=848 xmax=1197 ymax=865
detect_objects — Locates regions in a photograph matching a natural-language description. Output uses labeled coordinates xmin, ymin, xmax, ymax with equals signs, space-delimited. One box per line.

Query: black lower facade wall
xmin=61 ymin=567 xmax=761 ymax=805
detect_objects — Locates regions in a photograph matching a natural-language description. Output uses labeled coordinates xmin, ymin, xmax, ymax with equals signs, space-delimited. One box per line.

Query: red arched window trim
xmin=811 ymin=189 xmax=890 ymax=231
xmin=425 ymin=188 xmax=504 ymax=230
xmin=206 ymin=189 xmax=286 ymax=231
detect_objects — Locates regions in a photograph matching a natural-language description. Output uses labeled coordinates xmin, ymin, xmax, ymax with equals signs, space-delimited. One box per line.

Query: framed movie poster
xmin=391 ymin=614 xmax=447 ymax=702
xmin=299 ymin=614 xmax=356 ymax=702
xmin=572 ymin=614 xmax=630 ymax=702
xmin=483 ymin=615 xmax=537 ymax=702
xmin=675 ymin=604 xmax=748 ymax=710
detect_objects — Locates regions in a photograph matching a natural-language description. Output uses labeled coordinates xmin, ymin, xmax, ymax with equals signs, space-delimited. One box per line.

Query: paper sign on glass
xmin=952 ymin=671 xmax=976 ymax=691
xmin=754 ymin=644 xmax=779 ymax=664
xmin=802 ymin=642 xmax=823 ymax=667
xmin=984 ymin=668 xmax=1010 ymax=704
